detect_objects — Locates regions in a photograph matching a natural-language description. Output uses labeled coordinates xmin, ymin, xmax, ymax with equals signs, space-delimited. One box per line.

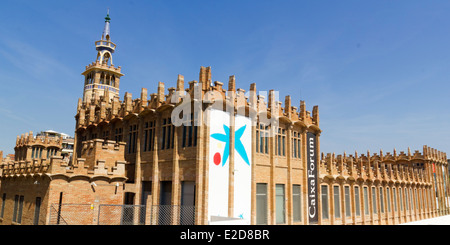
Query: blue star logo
xmin=211 ymin=124 xmax=250 ymax=167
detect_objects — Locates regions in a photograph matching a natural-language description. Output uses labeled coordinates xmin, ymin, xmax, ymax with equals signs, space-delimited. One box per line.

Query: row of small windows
xmin=30 ymin=147 xmax=58 ymax=159
xmin=321 ymin=185 xmax=433 ymax=220
xmin=84 ymin=72 xmax=116 ymax=86
xmin=125 ymin=116 xmax=199 ymax=154
xmin=256 ymin=183 xmax=302 ymax=225
xmin=91 ymin=120 xmax=308 ymax=157
xmin=256 ymin=123 xmax=301 ymax=159
xmin=0 ymin=194 xmax=41 ymax=225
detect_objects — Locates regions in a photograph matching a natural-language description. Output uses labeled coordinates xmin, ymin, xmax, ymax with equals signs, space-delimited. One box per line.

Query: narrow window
xmin=166 ymin=123 xmax=171 ymax=149
xmin=17 ymin=195 xmax=24 ymax=224
xmin=256 ymin=183 xmax=268 ymax=225
xmin=143 ymin=122 xmax=148 ymax=151
xmin=354 ymin=186 xmax=361 ymax=216
xmin=161 ymin=119 xmax=166 ymax=150
xmin=264 ymin=126 xmax=269 ymax=154
xmin=334 ymin=186 xmax=340 ymax=218
xmin=0 ymin=194 xmax=6 ymax=218
xmin=409 ymin=188 xmax=414 ymax=211
xmin=345 ymin=186 xmax=351 ymax=218
xmin=387 ymin=187 xmax=391 ymax=213
xmin=405 ymin=188 xmax=409 ymax=211
xmin=380 ymin=187 xmax=384 ymax=213
xmin=363 ymin=187 xmax=369 ymax=215
xmin=399 ymin=188 xmax=404 ymax=211
xmin=293 ymin=134 xmax=297 ymax=158
xmin=182 ymin=125 xmax=187 ymax=148
xmin=190 ymin=112 xmax=198 ymax=147
xmin=34 ymin=197 xmax=41 ymax=225
xmin=275 ymin=184 xmax=285 ymax=224
xmin=293 ymin=185 xmax=302 ymax=222
xmin=414 ymin=189 xmax=418 ymax=212
xmin=188 ymin=123 xmax=193 ymax=147
xmin=180 ymin=182 xmax=195 ymax=225
xmin=372 ymin=187 xmax=377 ymax=214
xmin=277 ymin=132 xmax=281 ymax=156
xmin=259 ymin=125 xmax=264 ymax=153
xmin=149 ymin=123 xmax=154 ymax=151
xmin=193 ymin=123 xmax=198 ymax=147
xmin=393 ymin=188 xmax=397 ymax=212
xmin=321 ymin=185 xmax=329 ymax=220
xmin=418 ymin=189 xmax=422 ymax=212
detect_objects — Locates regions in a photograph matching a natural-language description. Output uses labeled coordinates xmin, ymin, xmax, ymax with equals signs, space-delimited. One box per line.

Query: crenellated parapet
xmin=319 ymin=146 xmax=447 ymax=186
xmin=0 ymin=150 xmax=126 ymax=181
xmin=75 ymin=66 xmax=320 ymax=131
xmin=13 ymin=131 xmax=63 ymax=162
xmin=423 ymin=145 xmax=448 ymax=163
xmin=84 ymin=60 xmax=122 ymax=74
xmin=15 ymin=131 xmax=62 ymax=148
xmin=79 ymin=139 xmax=126 ymax=171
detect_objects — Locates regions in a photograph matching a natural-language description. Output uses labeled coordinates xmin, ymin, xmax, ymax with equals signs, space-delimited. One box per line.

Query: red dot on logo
xmin=213 ymin=152 xmax=221 ymax=165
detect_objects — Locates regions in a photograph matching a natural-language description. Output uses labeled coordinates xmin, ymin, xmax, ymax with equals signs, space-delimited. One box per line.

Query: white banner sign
xmin=208 ymin=109 xmax=252 ymax=224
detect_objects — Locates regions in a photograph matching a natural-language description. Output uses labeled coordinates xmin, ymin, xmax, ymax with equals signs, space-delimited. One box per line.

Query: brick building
xmin=318 ymin=147 xmax=449 ymax=225
xmin=0 ymin=13 xmax=449 ymax=225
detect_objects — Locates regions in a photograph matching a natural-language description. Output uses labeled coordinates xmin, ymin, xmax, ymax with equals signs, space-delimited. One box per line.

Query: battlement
xmin=319 ymin=146 xmax=447 ymax=185
xmin=83 ymin=60 xmax=123 ymax=75
xmin=79 ymin=139 xmax=126 ymax=171
xmin=0 ymin=150 xmax=126 ymax=180
xmin=76 ymin=66 xmax=319 ymax=129
xmin=15 ymin=131 xmax=62 ymax=148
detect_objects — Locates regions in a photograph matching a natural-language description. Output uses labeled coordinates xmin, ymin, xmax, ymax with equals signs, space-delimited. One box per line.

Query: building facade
xmin=0 ymin=129 xmax=127 ymax=225
xmin=318 ymin=147 xmax=449 ymax=225
xmin=0 ymin=13 xmax=449 ymax=225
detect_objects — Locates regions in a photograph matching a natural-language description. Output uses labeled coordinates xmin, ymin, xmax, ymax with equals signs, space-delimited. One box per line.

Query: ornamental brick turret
xmin=81 ymin=11 xmax=124 ymax=104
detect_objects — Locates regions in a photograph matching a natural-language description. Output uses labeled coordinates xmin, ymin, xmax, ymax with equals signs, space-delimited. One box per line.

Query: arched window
xmin=106 ymin=74 xmax=110 ymax=85
xmin=111 ymin=75 xmax=115 ymax=87
xmin=102 ymin=52 xmax=111 ymax=65
xmin=100 ymin=72 xmax=105 ymax=84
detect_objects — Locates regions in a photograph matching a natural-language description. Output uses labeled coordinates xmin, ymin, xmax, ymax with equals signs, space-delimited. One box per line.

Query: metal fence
xmin=49 ymin=204 xmax=95 ymax=225
xmin=49 ymin=203 xmax=195 ymax=225
xmin=151 ymin=205 xmax=196 ymax=225
xmin=98 ymin=204 xmax=147 ymax=225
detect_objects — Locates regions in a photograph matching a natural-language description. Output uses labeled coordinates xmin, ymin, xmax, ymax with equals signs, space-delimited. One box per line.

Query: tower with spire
xmin=81 ymin=10 xmax=124 ymax=104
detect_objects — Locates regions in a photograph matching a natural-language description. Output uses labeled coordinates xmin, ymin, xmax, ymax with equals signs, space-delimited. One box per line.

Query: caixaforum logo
xmin=210 ymin=124 xmax=250 ymax=167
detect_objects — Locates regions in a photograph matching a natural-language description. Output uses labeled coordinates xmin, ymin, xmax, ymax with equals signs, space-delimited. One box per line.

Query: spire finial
xmin=105 ymin=9 xmax=111 ymax=22
xmin=102 ymin=9 xmax=111 ymax=41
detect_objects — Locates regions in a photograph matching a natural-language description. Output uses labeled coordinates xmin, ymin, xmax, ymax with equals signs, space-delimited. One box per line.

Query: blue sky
xmin=0 ymin=0 xmax=449 ymax=157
